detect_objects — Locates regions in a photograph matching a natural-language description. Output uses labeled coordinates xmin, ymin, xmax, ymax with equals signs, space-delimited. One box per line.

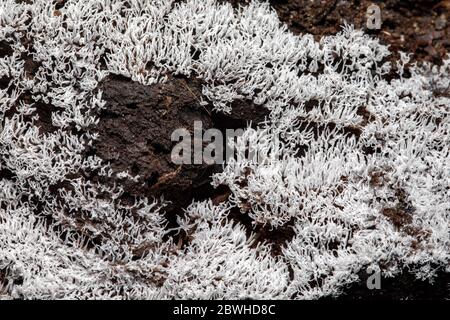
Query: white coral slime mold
xmin=0 ymin=0 xmax=448 ymax=299
xmin=162 ymin=201 xmax=289 ymax=299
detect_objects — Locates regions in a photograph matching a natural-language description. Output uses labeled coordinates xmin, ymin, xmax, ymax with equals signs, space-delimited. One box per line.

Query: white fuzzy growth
xmin=162 ymin=201 xmax=290 ymax=299
xmin=0 ymin=0 xmax=448 ymax=299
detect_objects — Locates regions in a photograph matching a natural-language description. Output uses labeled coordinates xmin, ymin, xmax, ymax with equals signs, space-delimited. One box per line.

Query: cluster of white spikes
xmin=0 ymin=0 xmax=448 ymax=299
